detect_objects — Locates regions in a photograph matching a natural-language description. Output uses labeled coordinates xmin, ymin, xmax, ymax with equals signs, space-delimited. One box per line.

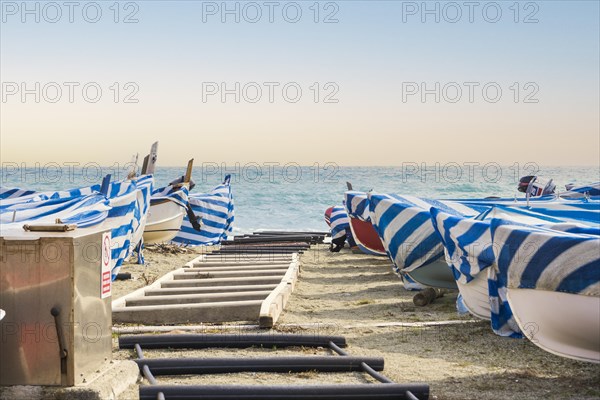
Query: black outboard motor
xmin=518 ymin=176 xmax=556 ymax=197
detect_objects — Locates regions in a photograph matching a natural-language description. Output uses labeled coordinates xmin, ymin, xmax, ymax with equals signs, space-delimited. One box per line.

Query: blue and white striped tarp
xmin=491 ymin=219 xmax=600 ymax=297
xmin=128 ymin=174 xmax=154 ymax=264
xmin=430 ymin=207 xmax=531 ymax=337
xmin=150 ymin=185 xmax=189 ymax=209
xmin=171 ymin=175 xmax=234 ymax=246
xmin=84 ymin=175 xmax=154 ymax=274
xmin=86 ymin=176 xmax=153 ymax=277
xmin=324 ymin=205 xmax=357 ymax=250
xmin=0 ymin=187 xmax=38 ymax=200
xmin=0 ymin=185 xmax=98 ymax=209
xmin=368 ymin=193 xmax=489 ymax=276
xmin=103 ymin=187 xmax=139 ymax=278
xmin=0 ymin=193 xmax=111 ymax=228
xmin=370 ymin=191 xmax=600 ymax=273
xmin=326 ymin=206 xmax=355 ymax=244
xmin=344 ymin=191 xmax=371 ymax=222
xmin=457 ymin=197 xmax=600 ymax=226
xmin=0 ymin=175 xmax=154 ymax=279
xmin=430 ymin=204 xmax=600 ymax=337
xmin=564 ymin=182 xmax=600 ymax=197
xmin=525 ymin=201 xmax=600 ymax=225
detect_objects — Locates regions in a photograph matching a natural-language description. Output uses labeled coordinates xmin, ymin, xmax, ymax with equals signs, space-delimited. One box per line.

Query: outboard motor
xmin=517 ymin=175 xmax=556 ymax=197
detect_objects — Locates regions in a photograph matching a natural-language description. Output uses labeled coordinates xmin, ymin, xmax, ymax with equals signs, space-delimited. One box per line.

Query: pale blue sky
xmin=1 ymin=1 xmax=599 ymax=166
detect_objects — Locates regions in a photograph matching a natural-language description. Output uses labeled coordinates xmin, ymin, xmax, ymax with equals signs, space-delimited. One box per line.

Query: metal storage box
xmin=0 ymin=226 xmax=113 ymax=386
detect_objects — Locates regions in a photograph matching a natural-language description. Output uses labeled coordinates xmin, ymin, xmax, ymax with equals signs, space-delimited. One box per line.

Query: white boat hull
xmin=143 ymin=200 xmax=185 ymax=244
xmin=508 ymin=288 xmax=600 ymax=363
xmin=456 ymin=271 xmax=491 ymax=320
xmin=405 ymin=259 xmax=458 ymax=290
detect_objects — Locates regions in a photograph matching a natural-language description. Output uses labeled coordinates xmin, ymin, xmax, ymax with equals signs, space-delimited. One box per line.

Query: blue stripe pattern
xmin=368 ymin=193 xmax=488 ymax=276
xmin=564 ymin=182 xmax=600 ymax=197
xmin=431 ymin=204 xmax=600 ymax=338
xmin=171 ymin=175 xmax=235 ymax=246
xmin=344 ymin=191 xmax=371 ymax=222
xmin=151 ymin=185 xmax=189 ymax=209
xmin=491 ymin=218 xmax=600 ymax=297
xmin=0 ymin=175 xmax=155 ymax=280
xmin=1 ymin=193 xmax=111 ymax=228
xmin=430 ymin=208 xmax=538 ymax=337
xmin=0 ymin=187 xmax=38 ymax=200
xmin=326 ymin=205 xmax=356 ymax=246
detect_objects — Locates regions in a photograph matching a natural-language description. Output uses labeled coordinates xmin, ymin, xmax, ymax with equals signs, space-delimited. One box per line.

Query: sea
xmin=1 ymin=164 xmax=598 ymax=234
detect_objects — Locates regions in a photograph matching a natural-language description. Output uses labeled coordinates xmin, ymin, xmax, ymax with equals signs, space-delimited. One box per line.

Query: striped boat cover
xmin=129 ymin=175 xmax=154 ymax=264
xmin=171 ymin=176 xmax=234 ymax=246
xmin=344 ymin=191 xmax=371 ymax=222
xmin=0 ymin=194 xmax=111 ymax=228
xmin=491 ymin=219 xmax=600 ymax=297
xmin=564 ymin=182 xmax=600 ymax=197
xmin=104 ymin=187 xmax=139 ymax=278
xmin=430 ymin=208 xmax=528 ymax=337
xmin=0 ymin=175 xmax=154 ymax=279
xmin=368 ymin=193 xmax=489 ymax=275
xmin=431 ymin=205 xmax=599 ymax=337
xmin=150 ymin=185 xmax=189 ymax=209
xmin=326 ymin=205 xmax=356 ymax=245
xmin=0 ymin=187 xmax=40 ymax=200
xmin=0 ymin=185 xmax=98 ymax=209
xmin=88 ymin=176 xmax=154 ymax=277
xmin=525 ymin=202 xmax=600 ymax=225
xmin=344 ymin=192 xmax=420 ymax=288
xmin=456 ymin=197 xmax=600 ymax=226
xmin=89 ymin=175 xmax=154 ymax=273
xmin=368 ymin=191 xmax=599 ymax=275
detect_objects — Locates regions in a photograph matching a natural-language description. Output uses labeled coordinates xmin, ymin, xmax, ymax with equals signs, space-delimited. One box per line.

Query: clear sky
xmin=1 ymin=0 xmax=599 ymax=166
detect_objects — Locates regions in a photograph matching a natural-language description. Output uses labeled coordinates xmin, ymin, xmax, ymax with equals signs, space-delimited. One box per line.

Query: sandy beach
xmin=113 ymin=244 xmax=600 ymax=400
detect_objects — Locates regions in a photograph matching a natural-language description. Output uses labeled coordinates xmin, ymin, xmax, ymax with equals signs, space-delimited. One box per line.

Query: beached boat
xmin=171 ymin=175 xmax=235 ymax=246
xmin=367 ymin=177 xmax=600 ymax=291
xmin=430 ymin=204 xmax=600 ymax=337
xmin=344 ymin=190 xmax=386 ymax=256
xmin=563 ymin=181 xmax=600 ymax=197
xmin=368 ymin=193 xmax=489 ymax=290
xmin=143 ymin=185 xmax=188 ymax=244
xmin=491 ymin=219 xmax=600 ymax=362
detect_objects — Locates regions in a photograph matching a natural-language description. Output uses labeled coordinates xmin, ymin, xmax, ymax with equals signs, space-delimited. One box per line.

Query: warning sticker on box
xmin=101 ymin=232 xmax=112 ymax=299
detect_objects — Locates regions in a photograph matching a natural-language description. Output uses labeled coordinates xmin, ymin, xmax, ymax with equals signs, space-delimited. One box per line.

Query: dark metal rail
xmin=134 ymin=356 xmax=384 ymax=375
xmin=212 ymin=250 xmax=307 ymax=255
xmin=329 ymin=341 xmax=393 ymax=384
xmin=120 ymin=334 xmax=429 ymax=400
xmin=252 ymin=230 xmax=330 ymax=236
xmin=140 ymin=384 xmax=429 ymax=400
xmin=222 ymin=234 xmax=325 ymax=245
xmin=120 ymin=334 xmax=347 ymax=349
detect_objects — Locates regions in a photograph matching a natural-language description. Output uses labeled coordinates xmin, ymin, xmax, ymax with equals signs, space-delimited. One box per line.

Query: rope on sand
xmin=113 ymin=319 xmax=479 ymax=334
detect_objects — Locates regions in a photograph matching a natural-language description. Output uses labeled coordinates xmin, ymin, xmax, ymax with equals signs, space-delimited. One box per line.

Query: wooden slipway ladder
xmin=113 ymin=232 xmax=325 ymax=327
